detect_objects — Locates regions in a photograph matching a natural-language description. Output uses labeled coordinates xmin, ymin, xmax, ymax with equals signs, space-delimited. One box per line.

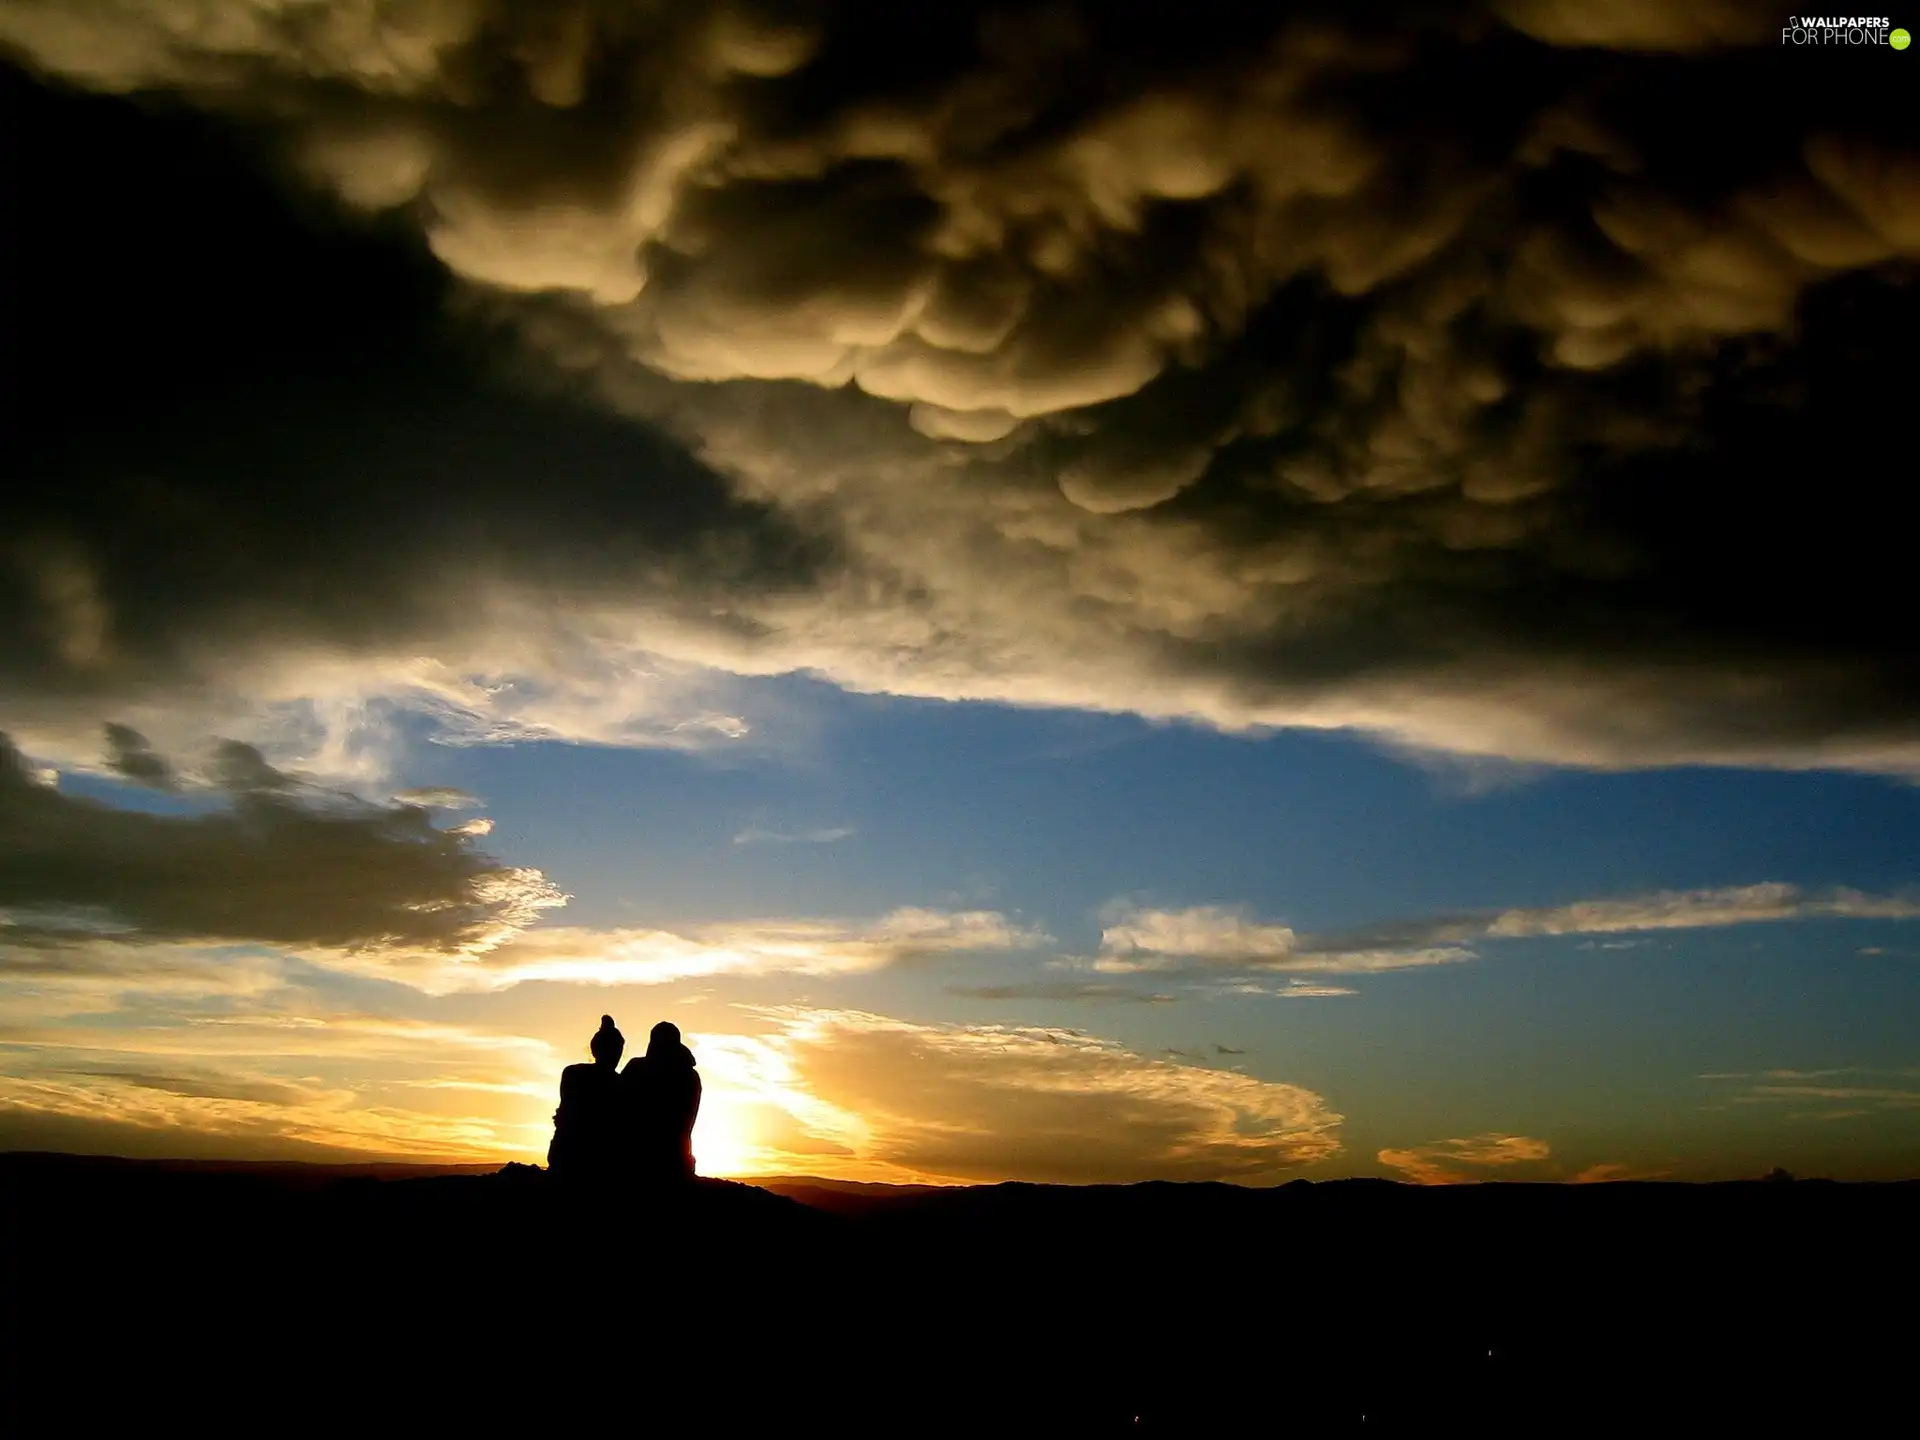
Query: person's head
xmin=590 ymin=1015 xmax=625 ymax=1067
xmin=647 ymin=1020 xmax=681 ymax=1059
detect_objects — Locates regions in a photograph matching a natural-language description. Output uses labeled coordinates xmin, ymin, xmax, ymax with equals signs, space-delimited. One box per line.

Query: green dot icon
xmin=1894 ymin=27 xmax=1912 ymax=48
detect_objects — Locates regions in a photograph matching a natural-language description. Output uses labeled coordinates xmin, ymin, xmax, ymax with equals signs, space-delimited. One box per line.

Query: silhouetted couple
xmin=548 ymin=1016 xmax=702 ymax=1186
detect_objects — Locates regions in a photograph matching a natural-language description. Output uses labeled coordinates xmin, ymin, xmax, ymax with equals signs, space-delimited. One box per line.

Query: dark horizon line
xmin=3 ymin=1149 xmax=1910 ymax=1188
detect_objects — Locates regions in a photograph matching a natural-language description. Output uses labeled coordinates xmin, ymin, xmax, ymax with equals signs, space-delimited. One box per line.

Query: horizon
xmin=1 ymin=3 xmax=1917 ymax=1189
xmin=0 ymin=1150 xmax=1870 ymax=1190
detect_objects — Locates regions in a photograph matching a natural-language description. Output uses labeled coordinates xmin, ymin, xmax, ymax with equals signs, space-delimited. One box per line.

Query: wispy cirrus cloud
xmin=3 ymin=930 xmax=1330 ymax=1175
xmin=0 ymin=935 xmax=290 ymax=1013
xmin=732 ymin=824 xmax=855 ymax=846
xmin=945 ymin=980 xmax=1178 ymax=1005
xmin=1204 ymin=979 xmax=1361 ymax=999
xmin=698 ymin=1007 xmax=1341 ymax=1184
xmin=1701 ymin=1068 xmax=1920 ymax=1119
xmin=340 ymin=907 xmax=1052 ymax=995
xmin=1569 ymin=1162 xmax=1669 ymax=1184
xmin=1377 ymin=1133 xmax=1552 ymax=1185
xmin=1086 ymin=882 xmax=1920 ymax=983
xmin=1484 ymin=884 xmax=1920 ymax=937
xmin=0 ymin=1004 xmax=559 ymax=1161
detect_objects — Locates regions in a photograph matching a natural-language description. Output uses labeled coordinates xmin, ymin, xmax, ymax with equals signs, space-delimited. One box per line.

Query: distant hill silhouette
xmin=3 ymin=1153 xmax=1912 ymax=1432
xmin=755 ymin=1173 xmax=954 ymax=1216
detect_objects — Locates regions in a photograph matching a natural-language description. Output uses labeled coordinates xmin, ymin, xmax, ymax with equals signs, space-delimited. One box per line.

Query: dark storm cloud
xmin=103 ymin=724 xmax=177 ymax=791
xmin=1 ymin=2 xmax=1916 ymax=773
xmin=0 ymin=731 xmax=563 ymax=952
xmin=0 ymin=53 xmax=830 ymax=776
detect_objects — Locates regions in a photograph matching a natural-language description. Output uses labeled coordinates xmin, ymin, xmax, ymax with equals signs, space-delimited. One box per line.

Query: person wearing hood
xmin=622 ymin=1020 xmax=701 ymax=1183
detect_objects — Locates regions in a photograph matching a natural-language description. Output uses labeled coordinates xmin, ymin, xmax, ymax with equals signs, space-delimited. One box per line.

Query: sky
xmin=1 ymin=1 xmax=1917 ymax=1185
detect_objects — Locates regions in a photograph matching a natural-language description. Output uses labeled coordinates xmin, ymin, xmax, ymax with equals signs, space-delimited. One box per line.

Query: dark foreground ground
xmin=3 ymin=1154 xmax=1912 ymax=1433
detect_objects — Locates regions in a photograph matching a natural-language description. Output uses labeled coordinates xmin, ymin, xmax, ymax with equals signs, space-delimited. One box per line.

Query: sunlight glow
xmin=691 ymin=1089 xmax=765 ymax=1178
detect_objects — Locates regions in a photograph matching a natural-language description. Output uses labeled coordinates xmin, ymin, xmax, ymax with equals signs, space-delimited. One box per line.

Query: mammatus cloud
xmin=701 ymin=1007 xmax=1341 ymax=1183
xmin=0 ymin=731 xmax=564 ymax=954
xmin=1377 ymin=1133 xmax=1552 ymax=1184
xmin=1089 ymin=882 xmax=1920 ymax=980
xmin=349 ymin=907 xmax=1051 ymax=995
xmin=0 ymin=3 xmax=1915 ymax=779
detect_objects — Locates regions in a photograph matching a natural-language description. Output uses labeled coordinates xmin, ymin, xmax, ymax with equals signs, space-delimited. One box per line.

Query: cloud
xmin=1702 ymin=1068 xmax=1920 ymax=1115
xmin=102 ymin=723 xmax=177 ymax=791
xmin=1569 ymin=1162 xmax=1667 ymax=1184
xmin=1093 ymin=904 xmax=1474 ymax=975
xmin=64 ymin=1066 xmax=330 ymax=1107
xmin=0 ymin=935 xmax=289 ymax=1014
xmin=0 ymin=5 xmax=1913 ymax=780
xmin=1484 ymin=883 xmax=1920 ymax=936
xmin=0 ymin=730 xmax=1037 ymax=1000
xmin=732 ymin=825 xmax=855 ymax=846
xmin=393 ymin=787 xmax=483 ymax=810
xmin=1495 ymin=0 xmax=1775 ymax=52
xmin=1099 ymin=905 xmax=1298 ymax=966
xmin=1377 ymin=1133 xmax=1552 ymax=1185
xmin=0 ymin=998 xmax=559 ymax=1160
xmin=350 ymin=907 xmax=1050 ymax=995
xmin=0 ymin=731 xmax=565 ymax=955
xmin=704 ymin=1007 xmax=1341 ymax=1183
xmin=944 ymin=981 xmax=1178 ymax=1004
xmin=1206 ymin=979 xmax=1359 ymax=999
xmin=1089 ymin=882 xmax=1920 ymax=983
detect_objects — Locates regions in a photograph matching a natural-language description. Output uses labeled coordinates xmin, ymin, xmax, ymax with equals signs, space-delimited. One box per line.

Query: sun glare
xmin=692 ymin=1092 xmax=765 ymax=1178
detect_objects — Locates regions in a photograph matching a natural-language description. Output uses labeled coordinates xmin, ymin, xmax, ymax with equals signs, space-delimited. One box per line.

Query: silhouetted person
xmin=621 ymin=1020 xmax=702 ymax=1183
xmin=547 ymin=1015 xmax=625 ymax=1182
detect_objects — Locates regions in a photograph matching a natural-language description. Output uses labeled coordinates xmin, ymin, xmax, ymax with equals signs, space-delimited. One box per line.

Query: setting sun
xmin=690 ymin=1092 xmax=763 ymax=1179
